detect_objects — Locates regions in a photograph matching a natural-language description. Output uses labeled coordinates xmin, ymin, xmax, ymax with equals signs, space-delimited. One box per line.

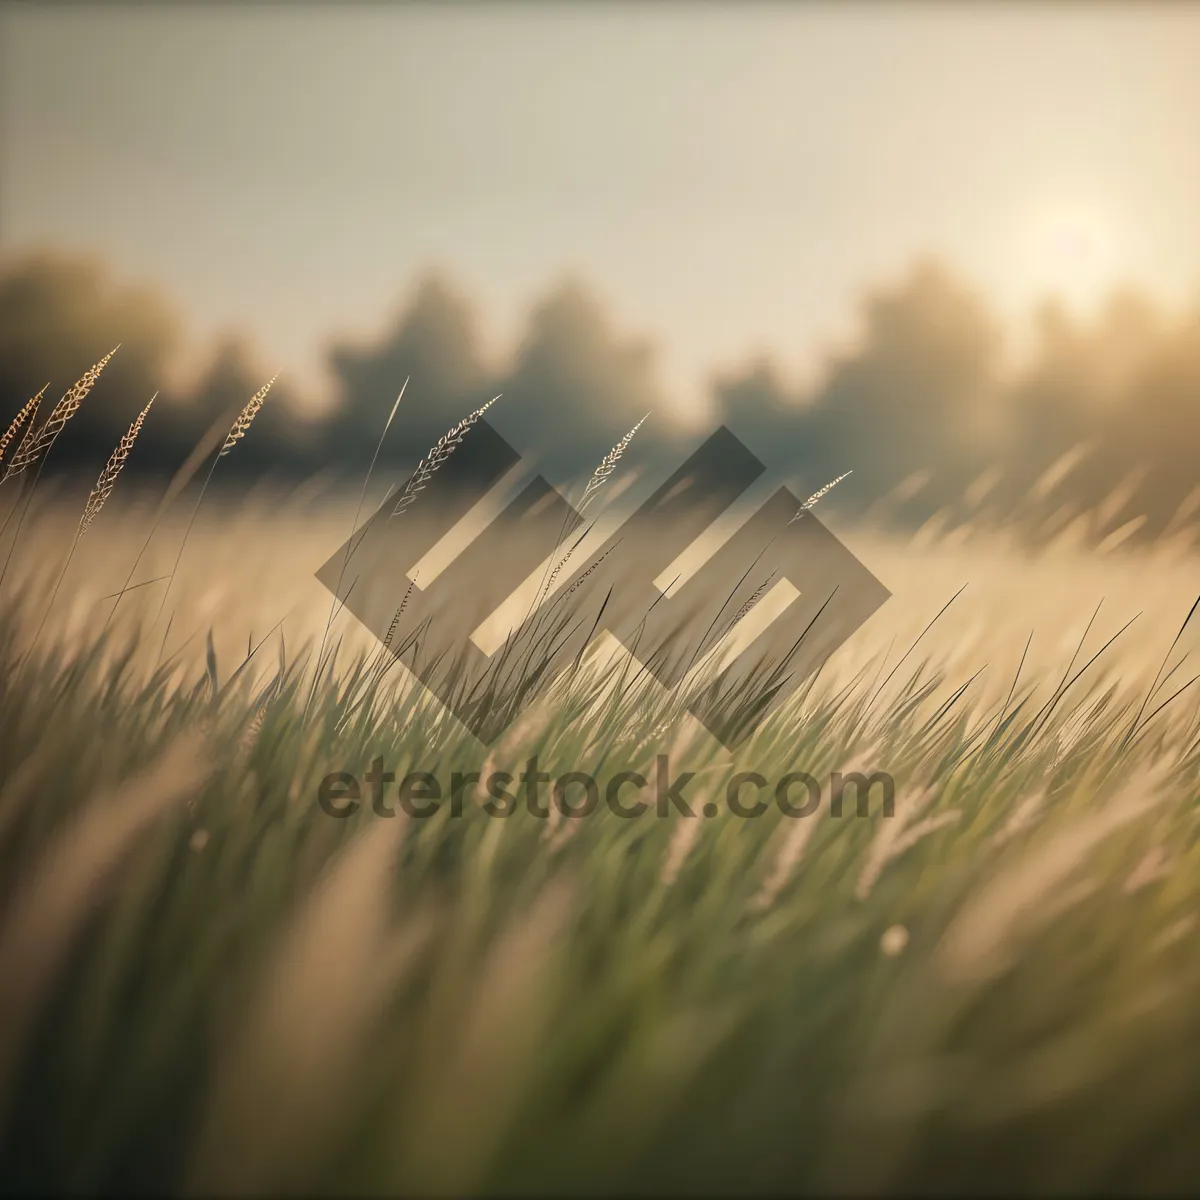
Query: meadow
xmin=2 ymin=393 xmax=1200 ymax=1194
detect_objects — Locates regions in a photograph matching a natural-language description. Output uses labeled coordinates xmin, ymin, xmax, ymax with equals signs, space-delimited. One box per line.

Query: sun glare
xmin=1029 ymin=204 xmax=1123 ymax=312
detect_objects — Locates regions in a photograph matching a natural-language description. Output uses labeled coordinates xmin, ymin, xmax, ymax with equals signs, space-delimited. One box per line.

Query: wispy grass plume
xmin=0 ymin=735 xmax=209 ymax=1130
xmin=307 ymin=382 xmax=409 ymax=719
xmin=539 ymin=414 xmax=649 ymax=605
xmin=388 ymin=395 xmax=500 ymax=520
xmin=395 ymin=881 xmax=572 ymax=1194
xmin=383 ymin=573 xmax=418 ymax=655
xmin=187 ymin=815 xmax=424 ymax=1194
xmin=23 ymin=395 xmax=158 ymax=660
xmin=788 ymin=470 xmax=853 ymax=524
xmin=218 ymin=374 xmax=278 ymax=458
xmin=154 ymin=374 xmax=278 ymax=627
xmin=0 ymin=351 xmax=121 ymax=593
xmin=727 ymin=572 xmax=777 ymax=633
xmin=77 ymin=394 xmax=156 ymax=539
xmin=100 ymin=400 xmax=248 ymax=634
xmin=0 ymin=386 xmax=46 ymax=477
xmin=854 ymin=783 xmax=960 ymax=900
xmin=937 ymin=769 xmax=1172 ymax=986
xmin=577 ymin=413 xmax=649 ymax=514
xmin=0 ymin=349 xmax=119 ymax=485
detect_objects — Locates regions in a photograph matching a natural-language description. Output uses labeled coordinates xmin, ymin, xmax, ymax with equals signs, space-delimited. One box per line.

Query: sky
xmin=4 ymin=2 xmax=1200 ymax=419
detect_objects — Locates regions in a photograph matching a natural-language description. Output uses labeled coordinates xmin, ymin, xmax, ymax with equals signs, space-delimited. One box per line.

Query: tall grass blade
xmin=389 ymin=395 xmax=500 ymax=520
xmin=0 ymin=735 xmax=209 ymax=1130
xmin=1 ymin=348 xmax=119 ymax=484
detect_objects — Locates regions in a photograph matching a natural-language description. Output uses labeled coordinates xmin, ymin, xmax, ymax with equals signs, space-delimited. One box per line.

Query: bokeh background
xmin=4 ymin=2 xmax=1200 ymax=546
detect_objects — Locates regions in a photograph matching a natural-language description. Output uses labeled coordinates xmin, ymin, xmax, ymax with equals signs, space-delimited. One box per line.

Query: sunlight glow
xmin=1029 ymin=204 xmax=1125 ymax=311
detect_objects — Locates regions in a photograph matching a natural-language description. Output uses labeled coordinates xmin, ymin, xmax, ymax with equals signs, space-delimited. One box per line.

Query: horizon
xmin=5 ymin=2 xmax=1200 ymax=418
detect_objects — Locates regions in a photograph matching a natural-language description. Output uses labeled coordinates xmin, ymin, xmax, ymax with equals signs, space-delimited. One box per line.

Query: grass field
xmin=3 ymin=464 xmax=1200 ymax=1194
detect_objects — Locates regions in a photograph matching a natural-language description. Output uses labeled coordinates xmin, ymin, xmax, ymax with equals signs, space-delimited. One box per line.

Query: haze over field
xmin=4 ymin=3 xmax=1200 ymax=543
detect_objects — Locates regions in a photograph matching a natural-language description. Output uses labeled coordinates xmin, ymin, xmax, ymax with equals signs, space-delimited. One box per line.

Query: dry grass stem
xmin=1 ymin=348 xmax=119 ymax=482
xmin=788 ymin=470 xmax=853 ymax=523
xmin=938 ymin=772 xmax=1172 ymax=986
xmin=390 ymin=395 xmax=500 ymax=520
xmin=541 ymin=415 xmax=649 ymax=601
xmin=218 ymin=374 xmax=278 ymax=458
xmin=0 ymin=386 xmax=46 ymax=473
xmin=78 ymin=394 xmax=156 ymax=538
xmin=188 ymin=814 xmax=419 ymax=1193
xmin=661 ymin=810 xmax=705 ymax=887
xmin=0 ymin=735 xmax=209 ymax=1129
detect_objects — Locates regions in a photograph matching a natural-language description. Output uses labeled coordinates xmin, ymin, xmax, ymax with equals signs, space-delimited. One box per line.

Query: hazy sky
xmin=5 ymin=2 xmax=1200 ymax=415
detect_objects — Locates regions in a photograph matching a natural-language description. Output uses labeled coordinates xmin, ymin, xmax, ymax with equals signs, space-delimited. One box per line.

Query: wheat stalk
xmin=100 ymin=402 xmax=250 ymax=636
xmin=389 ymin=395 xmax=500 ymax=520
xmin=699 ymin=470 xmax=851 ymax=632
xmin=8 ymin=390 xmax=44 ymax=465
xmin=788 ymin=470 xmax=853 ymax=524
xmin=728 ymin=572 xmax=777 ymax=631
xmin=307 ymin=381 xmax=410 ymax=721
xmin=1 ymin=347 xmax=119 ymax=484
xmin=78 ymin=394 xmax=156 ymax=539
xmin=0 ymin=386 xmax=46 ymax=475
xmin=21 ymin=395 xmax=158 ymax=664
xmin=383 ymin=573 xmax=418 ymax=654
xmin=539 ymin=414 xmax=649 ymax=605
xmin=0 ymin=351 xmax=123 ymax=598
xmin=558 ymin=543 xmax=617 ymax=602
xmin=577 ymin=413 xmax=649 ymax=514
xmin=344 ymin=571 xmax=421 ymax=718
xmin=154 ymin=374 xmax=280 ymax=630
xmin=219 ymin=373 xmax=278 ymax=458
